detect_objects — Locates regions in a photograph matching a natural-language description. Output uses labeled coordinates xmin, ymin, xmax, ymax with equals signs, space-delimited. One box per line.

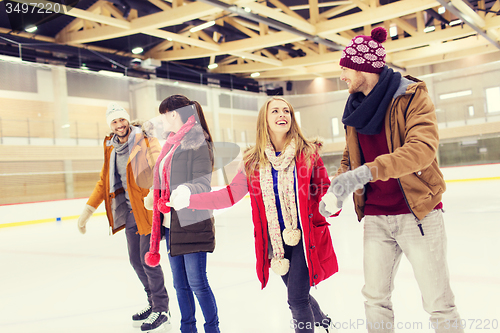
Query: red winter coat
xmin=188 ymin=149 xmax=338 ymax=289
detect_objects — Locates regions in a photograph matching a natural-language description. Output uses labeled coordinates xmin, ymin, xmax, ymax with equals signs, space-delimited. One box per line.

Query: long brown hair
xmin=243 ymin=97 xmax=317 ymax=176
xmin=158 ymin=94 xmax=213 ymax=144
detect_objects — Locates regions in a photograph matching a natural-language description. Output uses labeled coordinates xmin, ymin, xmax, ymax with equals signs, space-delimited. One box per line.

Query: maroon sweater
xmin=358 ymin=124 xmax=442 ymax=216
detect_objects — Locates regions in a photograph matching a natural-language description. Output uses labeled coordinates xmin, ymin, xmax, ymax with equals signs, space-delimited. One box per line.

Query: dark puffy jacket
xmin=164 ymin=124 xmax=215 ymax=257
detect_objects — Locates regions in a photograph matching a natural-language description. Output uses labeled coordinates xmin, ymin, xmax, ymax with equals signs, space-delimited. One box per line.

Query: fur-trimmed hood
xmin=178 ymin=123 xmax=210 ymax=151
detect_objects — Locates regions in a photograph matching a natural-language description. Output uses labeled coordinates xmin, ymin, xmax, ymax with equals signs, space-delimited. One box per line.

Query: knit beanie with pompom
xmin=339 ymin=27 xmax=387 ymax=74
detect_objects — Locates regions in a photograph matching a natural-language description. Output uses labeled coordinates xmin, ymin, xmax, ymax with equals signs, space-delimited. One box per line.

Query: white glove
xmin=319 ymin=192 xmax=338 ymax=217
xmin=144 ymin=190 xmax=154 ymax=210
xmin=166 ymin=185 xmax=191 ymax=210
xmin=77 ymin=204 xmax=96 ymax=234
xmin=327 ymin=165 xmax=373 ymax=209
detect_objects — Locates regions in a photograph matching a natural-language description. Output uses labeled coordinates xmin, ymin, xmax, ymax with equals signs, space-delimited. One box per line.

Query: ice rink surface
xmin=1 ymin=179 xmax=499 ymax=333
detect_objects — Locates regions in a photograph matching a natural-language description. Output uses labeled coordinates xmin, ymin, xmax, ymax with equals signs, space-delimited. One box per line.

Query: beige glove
xmin=77 ymin=204 xmax=96 ymax=234
xmin=144 ymin=190 xmax=154 ymax=210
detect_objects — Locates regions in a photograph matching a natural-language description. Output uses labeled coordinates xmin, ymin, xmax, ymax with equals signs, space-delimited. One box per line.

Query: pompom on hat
xmin=339 ymin=27 xmax=387 ymax=74
xmin=106 ymin=102 xmax=130 ymax=128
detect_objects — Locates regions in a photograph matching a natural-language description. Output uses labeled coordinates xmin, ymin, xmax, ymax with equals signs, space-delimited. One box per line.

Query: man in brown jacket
xmin=320 ymin=28 xmax=464 ymax=333
xmin=77 ymin=103 xmax=171 ymax=332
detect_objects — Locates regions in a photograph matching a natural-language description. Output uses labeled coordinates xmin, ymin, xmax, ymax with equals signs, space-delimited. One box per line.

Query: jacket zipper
xmin=307 ymin=225 xmax=316 ymax=288
xmin=253 ymin=177 xmax=268 ymax=287
xmin=296 ymin=170 xmax=316 ymax=288
xmin=388 ymin=96 xmax=424 ymax=236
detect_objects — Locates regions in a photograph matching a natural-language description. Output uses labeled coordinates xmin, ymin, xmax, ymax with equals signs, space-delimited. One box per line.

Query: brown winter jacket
xmin=335 ymin=75 xmax=446 ymax=222
xmin=87 ymin=126 xmax=161 ymax=235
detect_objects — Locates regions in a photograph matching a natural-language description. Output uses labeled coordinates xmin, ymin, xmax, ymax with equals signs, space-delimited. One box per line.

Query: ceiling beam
xmin=148 ymin=0 xmax=171 ymax=11
xmin=213 ymin=51 xmax=341 ymax=74
xmin=390 ymin=35 xmax=490 ymax=63
xmin=243 ymin=1 xmax=315 ymax=34
xmin=150 ymin=31 xmax=303 ymax=61
xmin=13 ymin=0 xmax=131 ymax=29
xmin=317 ymin=0 xmax=440 ymax=37
xmin=197 ymin=0 xmax=343 ymax=50
xmin=437 ymin=0 xmax=500 ymax=50
xmin=401 ymin=44 xmax=500 ymax=68
xmin=56 ymin=2 xmax=220 ymax=44
xmin=144 ymin=29 xmax=220 ymax=51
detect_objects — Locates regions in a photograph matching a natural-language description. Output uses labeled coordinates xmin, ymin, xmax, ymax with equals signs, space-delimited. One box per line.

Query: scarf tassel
xmin=282 ymin=228 xmax=301 ymax=246
xmin=271 ymin=257 xmax=290 ymax=276
xmin=145 ymin=251 xmax=161 ymax=267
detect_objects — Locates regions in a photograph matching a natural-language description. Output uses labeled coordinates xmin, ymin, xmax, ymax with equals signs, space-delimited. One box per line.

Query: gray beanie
xmin=106 ymin=102 xmax=130 ymax=127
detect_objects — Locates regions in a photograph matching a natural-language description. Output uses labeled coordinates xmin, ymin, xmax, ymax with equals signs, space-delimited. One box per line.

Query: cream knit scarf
xmin=260 ymin=138 xmax=301 ymax=276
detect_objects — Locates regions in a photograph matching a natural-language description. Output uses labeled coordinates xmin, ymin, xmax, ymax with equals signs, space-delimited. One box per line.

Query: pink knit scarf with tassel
xmin=145 ymin=115 xmax=196 ymax=266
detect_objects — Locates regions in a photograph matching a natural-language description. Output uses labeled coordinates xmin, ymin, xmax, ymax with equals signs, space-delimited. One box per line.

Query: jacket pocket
xmin=312 ymin=224 xmax=334 ymax=263
xmin=414 ymin=164 xmax=442 ymax=196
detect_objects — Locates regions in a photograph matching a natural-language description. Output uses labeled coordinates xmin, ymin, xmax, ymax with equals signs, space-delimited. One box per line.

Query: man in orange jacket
xmin=77 ymin=103 xmax=170 ymax=332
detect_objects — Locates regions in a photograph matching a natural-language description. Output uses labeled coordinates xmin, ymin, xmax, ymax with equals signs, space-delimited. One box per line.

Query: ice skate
xmin=132 ymin=305 xmax=152 ymax=327
xmin=140 ymin=311 xmax=171 ymax=332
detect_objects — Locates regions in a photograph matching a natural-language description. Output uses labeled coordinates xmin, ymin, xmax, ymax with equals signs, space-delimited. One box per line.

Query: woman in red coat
xmin=167 ymin=97 xmax=338 ymax=333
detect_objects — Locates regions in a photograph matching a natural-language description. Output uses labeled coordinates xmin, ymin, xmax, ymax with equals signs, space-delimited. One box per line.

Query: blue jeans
xmin=165 ymin=228 xmax=220 ymax=333
xmin=362 ymin=210 xmax=464 ymax=333
xmin=282 ymin=238 xmax=330 ymax=333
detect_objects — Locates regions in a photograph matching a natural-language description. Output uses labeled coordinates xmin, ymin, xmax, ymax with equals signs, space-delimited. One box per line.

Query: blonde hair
xmin=243 ymin=97 xmax=318 ymax=175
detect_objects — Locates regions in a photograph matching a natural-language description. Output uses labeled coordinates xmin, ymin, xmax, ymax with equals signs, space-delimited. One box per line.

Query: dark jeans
xmin=282 ymin=238 xmax=329 ymax=333
xmin=165 ymin=227 xmax=220 ymax=333
xmin=125 ymin=212 xmax=169 ymax=312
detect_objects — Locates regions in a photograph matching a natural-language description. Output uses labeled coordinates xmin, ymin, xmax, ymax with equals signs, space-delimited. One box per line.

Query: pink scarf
xmin=145 ymin=115 xmax=196 ymax=266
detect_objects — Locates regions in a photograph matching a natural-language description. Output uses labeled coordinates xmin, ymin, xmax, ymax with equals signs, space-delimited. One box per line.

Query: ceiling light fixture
xmin=251 ymin=72 xmax=260 ymax=78
xmin=208 ymin=63 xmax=218 ymax=69
xmin=190 ymin=20 xmax=215 ymax=33
xmin=132 ymin=47 xmax=144 ymax=54
xmin=449 ymin=19 xmax=462 ymax=26
xmin=98 ymin=70 xmax=124 ymax=77
xmin=389 ymin=26 xmax=398 ymax=38
xmin=423 ymin=26 xmax=436 ymax=33
xmin=25 ymin=25 xmax=37 ymax=33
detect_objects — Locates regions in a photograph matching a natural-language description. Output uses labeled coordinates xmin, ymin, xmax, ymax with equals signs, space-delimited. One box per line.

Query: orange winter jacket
xmin=335 ymin=75 xmax=446 ymax=222
xmin=87 ymin=127 xmax=160 ymax=235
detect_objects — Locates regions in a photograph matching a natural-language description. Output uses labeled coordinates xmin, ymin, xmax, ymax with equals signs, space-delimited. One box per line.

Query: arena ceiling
xmin=0 ymin=0 xmax=499 ymax=91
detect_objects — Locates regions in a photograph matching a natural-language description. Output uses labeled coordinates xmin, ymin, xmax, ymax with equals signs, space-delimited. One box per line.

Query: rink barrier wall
xmin=1 ymin=163 xmax=499 ymax=228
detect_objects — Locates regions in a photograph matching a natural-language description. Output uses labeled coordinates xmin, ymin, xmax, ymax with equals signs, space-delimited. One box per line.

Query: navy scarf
xmin=342 ymin=66 xmax=401 ymax=135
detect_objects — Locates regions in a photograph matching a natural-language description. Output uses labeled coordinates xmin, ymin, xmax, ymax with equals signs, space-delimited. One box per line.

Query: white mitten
xmin=322 ymin=192 xmax=338 ymax=214
xmin=77 ymin=204 xmax=96 ymax=234
xmin=166 ymin=185 xmax=191 ymax=210
xmin=144 ymin=190 xmax=154 ymax=210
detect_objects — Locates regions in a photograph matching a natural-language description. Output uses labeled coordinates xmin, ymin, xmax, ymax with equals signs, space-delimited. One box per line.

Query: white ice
xmin=0 ymin=179 xmax=499 ymax=333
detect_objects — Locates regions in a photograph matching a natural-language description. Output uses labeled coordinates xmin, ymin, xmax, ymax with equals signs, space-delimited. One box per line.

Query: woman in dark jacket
xmin=144 ymin=94 xmax=219 ymax=333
